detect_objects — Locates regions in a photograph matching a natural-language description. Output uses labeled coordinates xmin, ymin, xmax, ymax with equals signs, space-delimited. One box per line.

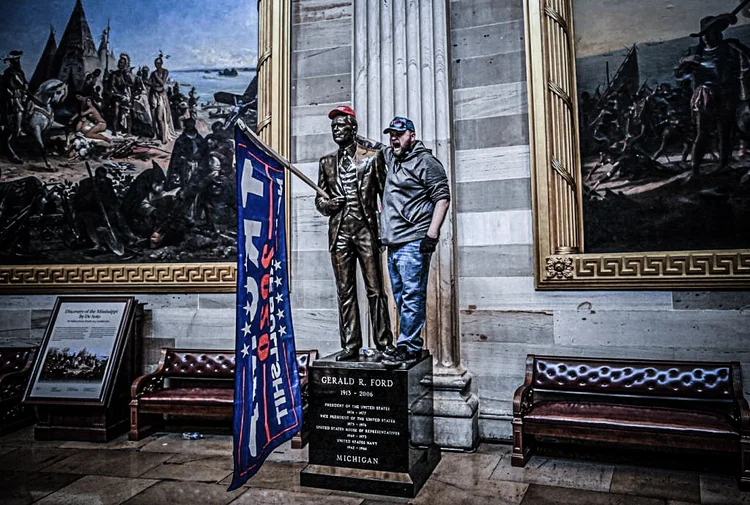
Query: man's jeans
xmin=387 ymin=240 xmax=431 ymax=352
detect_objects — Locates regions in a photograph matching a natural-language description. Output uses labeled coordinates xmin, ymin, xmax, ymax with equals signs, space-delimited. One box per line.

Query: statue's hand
xmin=324 ymin=196 xmax=346 ymax=214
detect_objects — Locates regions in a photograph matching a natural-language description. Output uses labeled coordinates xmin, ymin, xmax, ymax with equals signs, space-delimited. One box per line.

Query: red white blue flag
xmin=229 ymin=125 xmax=302 ymax=489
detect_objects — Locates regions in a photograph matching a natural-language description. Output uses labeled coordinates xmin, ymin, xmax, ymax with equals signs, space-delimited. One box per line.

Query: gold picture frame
xmin=0 ymin=0 xmax=290 ymax=294
xmin=525 ymin=0 xmax=750 ymax=289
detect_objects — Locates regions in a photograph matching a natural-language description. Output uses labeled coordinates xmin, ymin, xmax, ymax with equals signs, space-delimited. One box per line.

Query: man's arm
xmin=420 ymin=155 xmax=451 ymax=252
xmin=315 ymin=156 xmax=344 ymax=216
xmin=676 ymin=46 xmax=700 ymax=79
xmin=426 ymin=199 xmax=449 ymax=239
xmin=375 ymin=149 xmax=387 ymax=198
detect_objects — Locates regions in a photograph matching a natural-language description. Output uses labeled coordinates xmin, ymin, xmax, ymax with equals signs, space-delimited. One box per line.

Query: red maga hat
xmin=328 ymin=105 xmax=356 ymax=119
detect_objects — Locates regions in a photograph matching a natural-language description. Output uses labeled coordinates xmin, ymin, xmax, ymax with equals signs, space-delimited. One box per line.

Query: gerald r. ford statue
xmin=315 ymin=105 xmax=395 ymax=361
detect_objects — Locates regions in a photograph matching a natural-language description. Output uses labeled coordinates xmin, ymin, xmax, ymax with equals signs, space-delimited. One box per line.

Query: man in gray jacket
xmin=379 ymin=117 xmax=450 ymax=367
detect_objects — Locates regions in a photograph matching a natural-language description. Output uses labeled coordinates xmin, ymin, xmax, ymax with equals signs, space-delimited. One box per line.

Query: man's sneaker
xmin=382 ymin=347 xmax=420 ymax=369
xmin=381 ymin=345 xmax=398 ymax=359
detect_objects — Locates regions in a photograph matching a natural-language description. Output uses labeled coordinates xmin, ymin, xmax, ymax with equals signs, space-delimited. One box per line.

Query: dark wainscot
xmin=301 ymin=352 xmax=440 ymax=498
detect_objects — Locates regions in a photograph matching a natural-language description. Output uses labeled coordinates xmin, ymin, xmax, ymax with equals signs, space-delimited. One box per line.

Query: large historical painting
xmin=575 ymin=0 xmax=750 ymax=253
xmin=0 ymin=0 xmax=257 ymax=290
xmin=525 ymin=0 xmax=750 ymax=288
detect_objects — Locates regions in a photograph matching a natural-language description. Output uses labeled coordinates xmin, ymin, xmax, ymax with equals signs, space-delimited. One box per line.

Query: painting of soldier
xmin=575 ymin=0 xmax=750 ymax=253
xmin=0 ymin=0 xmax=257 ymax=265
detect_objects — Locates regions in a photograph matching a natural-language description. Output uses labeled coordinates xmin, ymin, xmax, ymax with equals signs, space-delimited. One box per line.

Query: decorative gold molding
xmin=546 ymin=256 xmax=574 ymax=280
xmin=0 ymin=264 xmax=236 ymax=293
xmin=257 ymin=0 xmax=292 ymax=276
xmin=525 ymin=0 xmax=750 ymax=289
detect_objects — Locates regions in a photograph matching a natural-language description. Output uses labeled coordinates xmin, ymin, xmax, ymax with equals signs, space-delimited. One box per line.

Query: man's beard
xmin=392 ymin=143 xmax=411 ymax=159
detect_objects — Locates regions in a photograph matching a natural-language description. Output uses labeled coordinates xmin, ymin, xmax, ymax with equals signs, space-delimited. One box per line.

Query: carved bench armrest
xmin=131 ymin=373 xmax=165 ymax=399
xmin=740 ymin=395 xmax=750 ymax=437
xmin=513 ymin=355 xmax=536 ymax=417
xmin=0 ymin=371 xmax=32 ymax=401
xmin=513 ymin=382 xmax=534 ymax=417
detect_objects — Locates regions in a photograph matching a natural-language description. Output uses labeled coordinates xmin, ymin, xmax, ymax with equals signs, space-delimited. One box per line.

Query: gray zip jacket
xmin=380 ymin=141 xmax=450 ymax=246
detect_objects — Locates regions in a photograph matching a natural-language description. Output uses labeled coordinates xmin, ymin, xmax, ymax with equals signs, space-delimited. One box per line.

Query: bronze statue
xmin=315 ymin=106 xmax=394 ymax=361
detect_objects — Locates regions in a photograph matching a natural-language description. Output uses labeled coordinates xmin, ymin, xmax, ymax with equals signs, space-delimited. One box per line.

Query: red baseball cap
xmin=328 ymin=105 xmax=356 ymax=119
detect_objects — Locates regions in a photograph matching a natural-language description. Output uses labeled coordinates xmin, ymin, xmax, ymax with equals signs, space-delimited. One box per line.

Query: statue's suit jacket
xmin=315 ymin=143 xmax=387 ymax=250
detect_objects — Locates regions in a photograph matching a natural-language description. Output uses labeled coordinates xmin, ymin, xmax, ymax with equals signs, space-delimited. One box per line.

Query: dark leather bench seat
xmin=512 ymin=355 xmax=750 ymax=490
xmin=138 ymin=387 xmax=234 ymax=408
xmin=525 ymin=402 xmax=737 ymax=437
xmin=129 ymin=347 xmax=317 ymax=446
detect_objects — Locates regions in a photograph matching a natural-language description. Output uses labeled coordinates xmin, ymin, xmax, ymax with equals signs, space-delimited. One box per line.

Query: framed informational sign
xmin=24 ymin=296 xmax=136 ymax=406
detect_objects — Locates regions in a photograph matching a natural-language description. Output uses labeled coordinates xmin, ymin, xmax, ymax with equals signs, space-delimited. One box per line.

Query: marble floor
xmin=0 ymin=427 xmax=748 ymax=505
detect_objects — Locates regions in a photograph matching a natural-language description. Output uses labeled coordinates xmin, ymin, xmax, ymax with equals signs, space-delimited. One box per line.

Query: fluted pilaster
xmin=352 ymin=0 xmax=478 ymax=450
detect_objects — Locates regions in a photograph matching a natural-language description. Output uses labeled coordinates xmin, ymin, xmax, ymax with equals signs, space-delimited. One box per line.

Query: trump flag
xmin=229 ymin=124 xmax=302 ymax=490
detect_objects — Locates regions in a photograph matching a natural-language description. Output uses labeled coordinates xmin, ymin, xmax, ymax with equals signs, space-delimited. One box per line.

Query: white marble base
xmin=429 ymin=370 xmax=480 ymax=451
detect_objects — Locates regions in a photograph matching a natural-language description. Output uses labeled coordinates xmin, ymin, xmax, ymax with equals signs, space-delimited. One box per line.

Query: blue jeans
xmin=387 ymin=240 xmax=431 ymax=352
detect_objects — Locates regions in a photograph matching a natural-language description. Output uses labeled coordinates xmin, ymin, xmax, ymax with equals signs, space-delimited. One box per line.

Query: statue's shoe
xmin=335 ymin=348 xmax=359 ymax=361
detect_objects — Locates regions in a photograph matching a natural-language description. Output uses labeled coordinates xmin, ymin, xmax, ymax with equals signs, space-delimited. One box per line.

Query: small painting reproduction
xmin=575 ymin=0 xmax=750 ymax=253
xmin=0 ymin=0 xmax=257 ymax=266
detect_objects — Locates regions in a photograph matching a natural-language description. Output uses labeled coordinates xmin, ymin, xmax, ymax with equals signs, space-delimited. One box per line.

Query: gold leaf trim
xmin=551 ymin=157 xmax=576 ymax=191
xmin=574 ymin=252 xmax=750 ymax=278
xmin=546 ymin=256 xmax=574 ymax=279
xmin=0 ymin=263 xmax=236 ymax=293
xmin=547 ymin=80 xmax=573 ymax=112
xmin=544 ymin=2 xmax=569 ymax=35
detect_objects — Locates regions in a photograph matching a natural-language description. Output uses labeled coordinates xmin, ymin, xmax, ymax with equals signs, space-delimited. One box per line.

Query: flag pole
xmin=236 ymin=119 xmax=331 ymax=200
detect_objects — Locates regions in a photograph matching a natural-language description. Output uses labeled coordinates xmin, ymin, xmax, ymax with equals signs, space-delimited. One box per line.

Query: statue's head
xmin=328 ymin=105 xmax=357 ymax=147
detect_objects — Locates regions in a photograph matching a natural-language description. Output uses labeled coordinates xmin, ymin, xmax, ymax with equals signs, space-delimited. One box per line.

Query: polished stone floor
xmin=0 ymin=426 xmax=748 ymax=504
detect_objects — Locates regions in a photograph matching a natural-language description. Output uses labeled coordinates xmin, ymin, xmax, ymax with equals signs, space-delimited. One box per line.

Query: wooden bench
xmin=512 ymin=355 xmax=750 ymax=489
xmin=1 ymin=346 xmax=37 ymax=434
xmin=129 ymin=347 xmax=317 ymax=446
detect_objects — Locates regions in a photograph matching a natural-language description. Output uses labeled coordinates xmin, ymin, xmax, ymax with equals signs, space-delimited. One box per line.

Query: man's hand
xmin=419 ymin=235 xmax=439 ymax=254
xmin=324 ymin=196 xmax=346 ymax=214
xmin=679 ymin=54 xmax=701 ymax=66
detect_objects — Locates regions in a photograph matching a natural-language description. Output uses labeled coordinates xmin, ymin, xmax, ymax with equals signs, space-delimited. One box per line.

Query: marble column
xmin=353 ymin=0 xmax=479 ymax=450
